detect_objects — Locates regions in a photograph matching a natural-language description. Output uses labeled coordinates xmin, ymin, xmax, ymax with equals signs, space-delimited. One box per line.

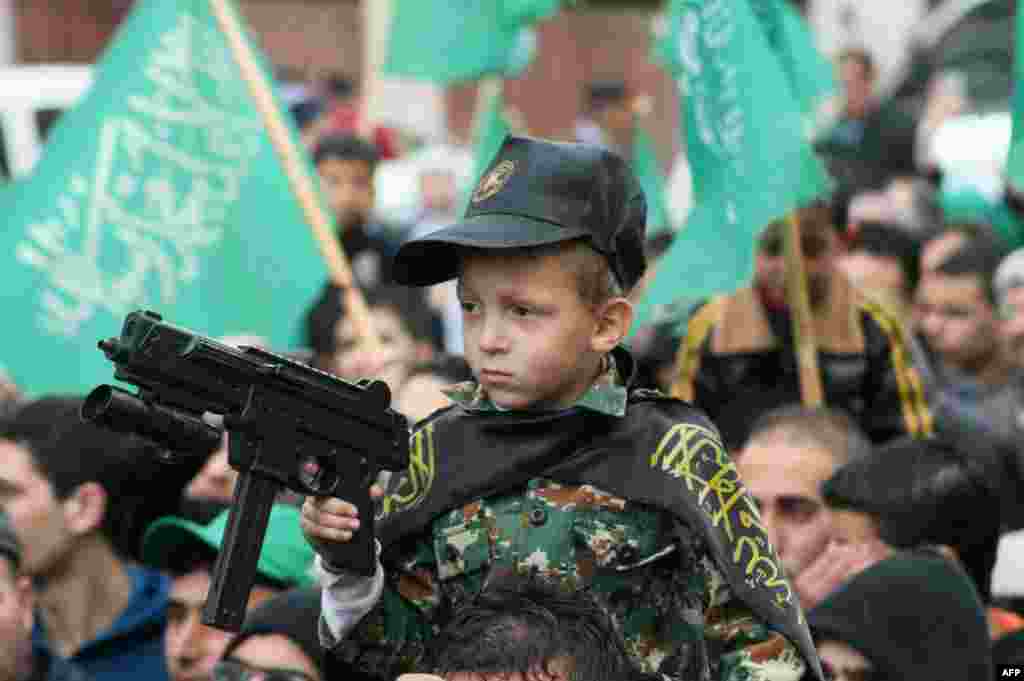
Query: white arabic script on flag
xmin=16 ymin=11 xmax=262 ymax=336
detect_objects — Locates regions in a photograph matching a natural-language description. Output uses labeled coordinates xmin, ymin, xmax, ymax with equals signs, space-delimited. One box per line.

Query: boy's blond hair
xmin=460 ymin=239 xmax=624 ymax=308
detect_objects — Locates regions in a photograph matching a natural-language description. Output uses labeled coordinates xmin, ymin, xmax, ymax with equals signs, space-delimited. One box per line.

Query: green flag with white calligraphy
xmin=746 ymin=0 xmax=838 ymax=133
xmin=0 ymin=0 xmax=329 ymax=396
xmin=633 ymin=0 xmax=832 ymax=332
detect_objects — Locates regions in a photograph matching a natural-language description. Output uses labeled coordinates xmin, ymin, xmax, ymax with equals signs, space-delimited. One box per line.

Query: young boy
xmin=305 ymin=283 xmax=439 ymax=393
xmin=301 ymin=136 xmax=823 ymax=681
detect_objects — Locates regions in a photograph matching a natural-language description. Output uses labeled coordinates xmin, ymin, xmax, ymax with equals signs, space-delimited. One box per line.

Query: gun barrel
xmin=82 ymin=385 xmax=221 ymax=457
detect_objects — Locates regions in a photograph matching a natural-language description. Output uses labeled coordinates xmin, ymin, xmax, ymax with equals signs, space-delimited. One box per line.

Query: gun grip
xmin=323 ymin=471 xmax=377 ymax=577
xmin=201 ymin=472 xmax=279 ymax=631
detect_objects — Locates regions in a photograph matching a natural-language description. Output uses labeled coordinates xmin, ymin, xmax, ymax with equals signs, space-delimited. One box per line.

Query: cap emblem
xmin=471 ymin=160 xmax=516 ymax=204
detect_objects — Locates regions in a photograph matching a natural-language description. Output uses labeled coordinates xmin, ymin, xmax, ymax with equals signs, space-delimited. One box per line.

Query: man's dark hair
xmin=427 ymin=574 xmax=640 ymax=681
xmin=584 ymin=79 xmax=630 ymax=113
xmin=822 ymin=429 xmax=1003 ymax=599
xmin=934 ymin=236 xmax=1008 ymax=305
xmin=850 ymin=221 xmax=922 ymax=293
xmin=157 ymin=541 xmax=286 ymax=591
xmin=304 ymin=283 xmax=438 ymax=359
xmin=838 ymin=47 xmax=876 ymax=78
xmin=0 ymin=396 xmax=205 ymax=562
xmin=744 ymin=405 xmax=872 ymax=467
xmin=761 ymin=199 xmax=837 ymax=245
xmin=326 ymin=73 xmax=356 ymax=99
xmin=364 ymin=285 xmax=438 ymax=347
xmin=897 ymin=177 xmax=944 ymax=234
xmin=313 ymin=134 xmax=380 ymax=173
xmin=289 ymin=96 xmax=324 ymax=132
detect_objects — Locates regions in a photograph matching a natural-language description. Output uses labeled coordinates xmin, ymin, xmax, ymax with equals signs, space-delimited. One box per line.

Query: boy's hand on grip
xmin=301 ymin=485 xmax=384 ymax=566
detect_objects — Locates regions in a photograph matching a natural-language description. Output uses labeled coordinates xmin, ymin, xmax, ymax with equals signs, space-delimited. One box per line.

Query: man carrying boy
xmin=301 ymin=137 xmax=822 ymax=681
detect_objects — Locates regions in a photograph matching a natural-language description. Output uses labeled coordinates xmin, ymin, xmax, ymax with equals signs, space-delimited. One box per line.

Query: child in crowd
xmin=305 ymin=284 xmax=438 ymax=396
xmin=300 ymin=136 xmax=822 ymax=681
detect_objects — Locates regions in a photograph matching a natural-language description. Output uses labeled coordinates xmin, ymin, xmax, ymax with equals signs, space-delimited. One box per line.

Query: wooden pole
xmin=473 ymin=77 xmax=503 ymax=140
xmin=208 ymin=0 xmax=379 ymax=354
xmin=470 ymin=77 xmax=533 ymax=139
xmin=358 ymin=0 xmax=390 ymax=141
xmin=782 ymin=210 xmax=825 ymax=406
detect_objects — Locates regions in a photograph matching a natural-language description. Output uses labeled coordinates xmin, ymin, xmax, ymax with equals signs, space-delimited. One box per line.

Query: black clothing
xmin=807 ymin=549 xmax=992 ymax=681
xmin=674 ymin=275 xmax=931 ymax=450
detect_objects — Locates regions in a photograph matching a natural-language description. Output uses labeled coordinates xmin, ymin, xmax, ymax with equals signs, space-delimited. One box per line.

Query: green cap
xmin=141 ymin=504 xmax=314 ymax=587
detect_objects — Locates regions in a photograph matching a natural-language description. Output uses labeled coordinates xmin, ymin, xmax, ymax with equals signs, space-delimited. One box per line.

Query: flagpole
xmin=473 ymin=77 xmax=504 ymax=140
xmin=782 ymin=210 xmax=824 ymax=406
xmin=358 ymin=0 xmax=390 ymax=140
xmin=207 ymin=0 xmax=379 ymax=354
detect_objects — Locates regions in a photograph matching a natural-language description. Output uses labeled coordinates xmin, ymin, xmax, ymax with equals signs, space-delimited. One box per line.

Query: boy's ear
xmin=591 ymin=297 xmax=634 ymax=354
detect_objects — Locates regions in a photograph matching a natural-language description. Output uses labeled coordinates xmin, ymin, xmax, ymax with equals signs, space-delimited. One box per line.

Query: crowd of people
xmin=1 ymin=36 xmax=1024 ymax=681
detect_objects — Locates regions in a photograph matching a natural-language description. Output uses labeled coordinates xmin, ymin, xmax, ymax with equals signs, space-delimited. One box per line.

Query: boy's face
xmin=457 ymin=251 xmax=615 ymax=410
xmin=317 ymin=157 xmax=374 ymax=230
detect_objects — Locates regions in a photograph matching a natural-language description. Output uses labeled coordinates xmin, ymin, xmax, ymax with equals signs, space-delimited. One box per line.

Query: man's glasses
xmin=213 ymin=659 xmax=318 ymax=681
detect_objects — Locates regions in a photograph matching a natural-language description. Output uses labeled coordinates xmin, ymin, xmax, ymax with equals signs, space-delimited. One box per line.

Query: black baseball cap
xmin=392 ymin=135 xmax=647 ymax=291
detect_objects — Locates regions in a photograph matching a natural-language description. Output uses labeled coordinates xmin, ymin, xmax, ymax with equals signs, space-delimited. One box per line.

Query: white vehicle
xmin=0 ymin=64 xmax=93 ymax=179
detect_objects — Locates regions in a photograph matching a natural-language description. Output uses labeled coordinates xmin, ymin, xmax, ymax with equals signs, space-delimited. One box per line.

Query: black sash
xmin=377 ymin=356 xmax=821 ymax=681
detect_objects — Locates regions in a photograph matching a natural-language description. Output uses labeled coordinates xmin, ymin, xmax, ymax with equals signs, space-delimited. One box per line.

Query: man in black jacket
xmin=673 ymin=201 xmax=932 ymax=450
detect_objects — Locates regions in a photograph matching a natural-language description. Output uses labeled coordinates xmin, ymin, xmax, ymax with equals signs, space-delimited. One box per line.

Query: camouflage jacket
xmin=326 ymin=354 xmax=809 ymax=681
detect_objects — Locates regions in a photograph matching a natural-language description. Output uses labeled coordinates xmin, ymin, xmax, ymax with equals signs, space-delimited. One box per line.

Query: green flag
xmin=653 ymin=0 xmax=837 ymax=131
xmin=459 ymin=85 xmax=513 ymax=215
xmin=1 ymin=0 xmax=329 ymax=396
xmin=746 ymin=0 xmax=837 ymax=129
xmin=633 ymin=0 xmax=832 ymax=332
xmin=384 ymin=0 xmax=561 ymax=84
xmin=631 ymin=126 xmax=672 ymax=234
xmin=1007 ymin=2 xmax=1024 ymax=190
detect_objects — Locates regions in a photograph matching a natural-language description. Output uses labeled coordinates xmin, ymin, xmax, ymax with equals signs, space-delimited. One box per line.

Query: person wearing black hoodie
xmin=214 ymin=588 xmax=326 ymax=681
xmin=806 ymin=549 xmax=992 ymax=681
xmin=820 ymin=429 xmax=1004 ymax=600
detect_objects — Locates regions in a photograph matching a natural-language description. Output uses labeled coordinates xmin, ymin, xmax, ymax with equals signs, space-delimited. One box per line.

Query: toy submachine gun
xmin=82 ymin=310 xmax=409 ymax=631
